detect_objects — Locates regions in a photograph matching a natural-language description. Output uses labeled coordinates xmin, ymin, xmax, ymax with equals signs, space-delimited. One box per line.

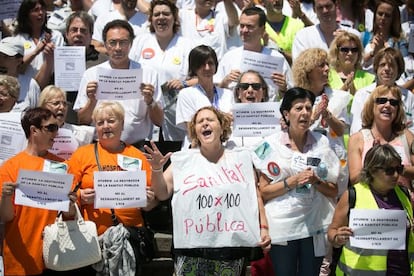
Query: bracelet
xmin=181 ymin=80 xmax=188 ymax=88
xmin=260 ymin=224 xmax=269 ymax=230
xmin=151 ymin=167 xmax=163 ymax=172
xmin=283 ymin=178 xmax=292 ymax=191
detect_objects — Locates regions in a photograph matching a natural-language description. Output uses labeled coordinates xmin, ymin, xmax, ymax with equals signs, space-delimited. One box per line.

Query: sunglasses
xmin=375 ymin=97 xmax=400 ymax=107
xmin=376 ymin=165 xmax=404 ymax=176
xmin=338 ymin=47 xmax=358 ymax=54
xmin=237 ymin=83 xmax=262 ymax=90
xmin=41 ymin=124 xmax=59 ymax=133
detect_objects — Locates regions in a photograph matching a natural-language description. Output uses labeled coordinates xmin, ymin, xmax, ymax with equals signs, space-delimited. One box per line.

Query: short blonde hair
xmin=38 ymin=85 xmax=66 ymax=107
xmin=292 ymin=48 xmax=328 ymax=91
xmin=361 ymin=85 xmax=405 ymax=134
xmin=92 ymin=101 xmax=125 ymax=123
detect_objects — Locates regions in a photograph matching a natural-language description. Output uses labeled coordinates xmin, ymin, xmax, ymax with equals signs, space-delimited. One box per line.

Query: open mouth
xmin=202 ymin=129 xmax=212 ymax=137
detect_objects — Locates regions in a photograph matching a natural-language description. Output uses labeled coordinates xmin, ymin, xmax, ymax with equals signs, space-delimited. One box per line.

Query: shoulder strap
xmin=94 ymin=142 xmax=119 ymax=226
xmin=348 ymin=185 xmax=356 ymax=217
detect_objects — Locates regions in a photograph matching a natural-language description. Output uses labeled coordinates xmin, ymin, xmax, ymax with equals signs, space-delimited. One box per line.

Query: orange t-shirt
xmin=67 ymin=143 xmax=152 ymax=235
xmin=0 ymin=151 xmax=64 ymax=275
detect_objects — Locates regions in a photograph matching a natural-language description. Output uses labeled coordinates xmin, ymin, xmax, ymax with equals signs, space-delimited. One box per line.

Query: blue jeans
xmin=269 ymin=237 xmax=323 ymax=276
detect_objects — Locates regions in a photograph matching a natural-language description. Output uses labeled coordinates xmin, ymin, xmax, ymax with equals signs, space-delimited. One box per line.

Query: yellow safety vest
xmin=336 ymin=183 xmax=414 ymax=275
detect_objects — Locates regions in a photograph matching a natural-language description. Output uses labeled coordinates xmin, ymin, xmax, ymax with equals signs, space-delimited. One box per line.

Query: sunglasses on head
xmin=42 ymin=124 xmax=59 ymax=133
xmin=237 ymin=83 xmax=262 ymax=90
xmin=376 ymin=165 xmax=404 ymax=176
xmin=375 ymin=97 xmax=400 ymax=106
xmin=338 ymin=47 xmax=358 ymax=54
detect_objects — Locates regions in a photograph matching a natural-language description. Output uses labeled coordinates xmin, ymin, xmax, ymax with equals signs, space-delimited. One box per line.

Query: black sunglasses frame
xmin=375 ymin=97 xmax=400 ymax=107
xmin=237 ymin=83 xmax=262 ymax=90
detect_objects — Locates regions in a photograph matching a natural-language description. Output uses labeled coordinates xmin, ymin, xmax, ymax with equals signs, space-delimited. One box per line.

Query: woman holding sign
xmin=0 ymin=107 xmax=77 ymax=275
xmin=328 ymin=144 xmax=414 ymax=275
xmin=251 ymin=87 xmax=339 ymax=275
xmin=68 ymin=101 xmax=158 ymax=236
xmin=145 ymin=106 xmax=271 ymax=275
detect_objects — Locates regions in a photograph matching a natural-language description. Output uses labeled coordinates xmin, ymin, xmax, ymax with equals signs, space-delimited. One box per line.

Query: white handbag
xmin=42 ymin=204 xmax=102 ymax=271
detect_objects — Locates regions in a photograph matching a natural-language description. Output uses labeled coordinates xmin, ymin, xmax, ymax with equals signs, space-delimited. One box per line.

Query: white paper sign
xmin=15 ymin=170 xmax=73 ymax=211
xmin=54 ymin=46 xmax=86 ymax=91
xmin=96 ymin=68 xmax=142 ymax=100
xmin=0 ymin=112 xmax=25 ymax=164
xmin=171 ymin=150 xmax=260 ymax=248
xmin=240 ymin=50 xmax=284 ymax=89
xmin=93 ymin=170 xmax=147 ymax=208
xmin=349 ymin=209 xmax=406 ymax=250
xmin=0 ymin=0 xmax=20 ymax=21
xmin=48 ymin=128 xmax=80 ymax=160
xmin=232 ymin=102 xmax=280 ymax=137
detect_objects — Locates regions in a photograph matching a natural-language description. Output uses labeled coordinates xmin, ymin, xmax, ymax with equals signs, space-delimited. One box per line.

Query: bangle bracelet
xmin=151 ymin=167 xmax=163 ymax=172
xmin=181 ymin=80 xmax=188 ymax=88
xmin=283 ymin=178 xmax=292 ymax=191
xmin=260 ymin=224 xmax=269 ymax=230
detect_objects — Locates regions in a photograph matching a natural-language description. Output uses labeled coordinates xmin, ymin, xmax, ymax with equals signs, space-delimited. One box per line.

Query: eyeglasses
xmin=106 ymin=39 xmax=130 ymax=49
xmin=376 ymin=165 xmax=404 ymax=176
xmin=41 ymin=124 xmax=59 ymax=133
xmin=69 ymin=27 xmax=89 ymax=35
xmin=237 ymin=83 xmax=262 ymax=90
xmin=46 ymin=101 xmax=68 ymax=107
xmin=338 ymin=47 xmax=359 ymax=54
xmin=153 ymin=11 xmax=172 ymax=17
xmin=375 ymin=97 xmax=400 ymax=107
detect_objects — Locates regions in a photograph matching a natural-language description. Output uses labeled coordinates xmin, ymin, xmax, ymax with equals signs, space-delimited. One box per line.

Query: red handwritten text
xmin=184 ymin=212 xmax=247 ymax=234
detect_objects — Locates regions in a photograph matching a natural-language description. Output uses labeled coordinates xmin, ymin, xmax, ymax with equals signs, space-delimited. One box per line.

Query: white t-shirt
xmin=214 ymin=46 xmax=293 ymax=101
xmin=74 ymin=60 xmax=160 ymax=144
xmin=178 ymin=7 xmax=229 ymax=61
xmin=129 ymin=33 xmax=195 ymax=141
xmin=292 ymin=24 xmax=361 ymax=60
xmin=92 ymin=10 xmax=149 ymax=43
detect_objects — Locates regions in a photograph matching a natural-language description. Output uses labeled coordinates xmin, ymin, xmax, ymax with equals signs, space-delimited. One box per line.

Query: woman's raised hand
xmin=143 ymin=141 xmax=173 ymax=171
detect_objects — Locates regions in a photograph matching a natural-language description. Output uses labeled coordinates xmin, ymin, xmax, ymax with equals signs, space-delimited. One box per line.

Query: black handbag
xmin=94 ymin=143 xmax=156 ymax=265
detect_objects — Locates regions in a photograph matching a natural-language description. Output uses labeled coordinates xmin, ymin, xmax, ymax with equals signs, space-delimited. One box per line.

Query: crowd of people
xmin=0 ymin=0 xmax=414 ymax=275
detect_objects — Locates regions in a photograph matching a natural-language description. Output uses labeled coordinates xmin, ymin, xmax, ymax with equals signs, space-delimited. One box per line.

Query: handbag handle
xmin=94 ymin=142 xmax=120 ymax=226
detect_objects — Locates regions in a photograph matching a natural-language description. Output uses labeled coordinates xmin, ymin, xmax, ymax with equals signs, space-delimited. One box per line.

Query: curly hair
xmin=188 ymin=106 xmax=232 ymax=148
xmin=0 ymin=75 xmax=20 ymax=99
xmin=292 ymin=48 xmax=328 ymax=91
xmin=148 ymin=0 xmax=180 ymax=34
xmin=328 ymin=31 xmax=363 ymax=70
xmin=361 ymin=85 xmax=405 ymax=134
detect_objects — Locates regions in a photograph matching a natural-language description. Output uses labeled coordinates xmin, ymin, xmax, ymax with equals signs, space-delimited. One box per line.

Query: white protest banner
xmin=349 ymin=209 xmax=406 ymax=250
xmin=0 ymin=0 xmax=20 ymax=21
xmin=0 ymin=112 xmax=26 ymax=165
xmin=94 ymin=170 xmax=147 ymax=208
xmin=54 ymin=46 xmax=86 ymax=91
xmin=232 ymin=102 xmax=280 ymax=137
xmin=171 ymin=149 xmax=260 ymax=248
xmin=240 ymin=50 xmax=284 ymax=90
xmin=96 ymin=67 xmax=142 ymax=100
xmin=15 ymin=170 xmax=73 ymax=211
xmin=49 ymin=128 xmax=79 ymax=160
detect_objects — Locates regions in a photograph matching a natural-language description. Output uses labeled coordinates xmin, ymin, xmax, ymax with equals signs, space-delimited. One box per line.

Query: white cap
xmin=0 ymin=37 xmax=24 ymax=57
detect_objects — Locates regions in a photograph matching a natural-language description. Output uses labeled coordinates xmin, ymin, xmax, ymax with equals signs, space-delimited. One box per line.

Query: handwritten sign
xmin=171 ymin=149 xmax=260 ymax=248
xmin=232 ymin=102 xmax=280 ymax=137
xmin=349 ymin=209 xmax=406 ymax=250
xmin=240 ymin=50 xmax=284 ymax=90
xmin=15 ymin=170 xmax=73 ymax=211
xmin=0 ymin=112 xmax=26 ymax=165
xmin=94 ymin=170 xmax=147 ymax=208
xmin=96 ymin=67 xmax=142 ymax=100
xmin=54 ymin=46 xmax=86 ymax=91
